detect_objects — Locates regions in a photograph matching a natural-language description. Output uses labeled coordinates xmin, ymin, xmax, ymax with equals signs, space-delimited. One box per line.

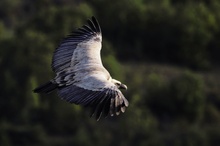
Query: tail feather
xmin=33 ymin=81 xmax=57 ymax=94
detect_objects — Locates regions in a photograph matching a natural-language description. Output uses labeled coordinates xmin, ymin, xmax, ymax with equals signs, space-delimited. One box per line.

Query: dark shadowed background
xmin=1 ymin=0 xmax=220 ymax=146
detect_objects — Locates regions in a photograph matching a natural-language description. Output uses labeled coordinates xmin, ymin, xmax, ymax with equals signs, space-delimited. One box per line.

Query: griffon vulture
xmin=34 ymin=16 xmax=128 ymax=121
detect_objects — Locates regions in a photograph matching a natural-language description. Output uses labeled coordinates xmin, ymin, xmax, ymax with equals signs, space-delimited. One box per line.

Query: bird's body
xmin=34 ymin=16 xmax=128 ymax=120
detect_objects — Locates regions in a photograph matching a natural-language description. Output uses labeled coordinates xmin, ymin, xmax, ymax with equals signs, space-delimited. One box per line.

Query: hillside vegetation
xmin=1 ymin=0 xmax=220 ymax=145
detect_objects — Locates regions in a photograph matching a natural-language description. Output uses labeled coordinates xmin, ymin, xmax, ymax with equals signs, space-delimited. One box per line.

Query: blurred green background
xmin=1 ymin=0 xmax=220 ymax=146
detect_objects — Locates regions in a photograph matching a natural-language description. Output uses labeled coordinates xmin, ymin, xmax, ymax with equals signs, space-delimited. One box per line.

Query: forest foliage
xmin=1 ymin=0 xmax=220 ymax=146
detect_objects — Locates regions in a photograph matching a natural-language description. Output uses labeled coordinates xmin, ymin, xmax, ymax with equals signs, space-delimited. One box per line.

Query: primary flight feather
xmin=33 ymin=16 xmax=129 ymax=121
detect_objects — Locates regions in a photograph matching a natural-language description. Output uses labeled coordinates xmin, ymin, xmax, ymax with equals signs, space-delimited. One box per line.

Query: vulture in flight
xmin=33 ymin=16 xmax=129 ymax=121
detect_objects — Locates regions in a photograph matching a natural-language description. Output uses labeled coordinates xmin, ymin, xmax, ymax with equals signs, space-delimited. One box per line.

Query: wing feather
xmin=81 ymin=91 xmax=102 ymax=106
xmin=52 ymin=16 xmax=101 ymax=72
xmin=95 ymin=92 xmax=112 ymax=121
xmin=58 ymin=83 xmax=128 ymax=121
xmin=102 ymin=94 xmax=111 ymax=117
xmin=114 ymin=93 xmax=121 ymax=115
xmin=87 ymin=20 xmax=97 ymax=32
xmin=82 ymin=25 xmax=94 ymax=33
xmin=92 ymin=16 xmax=101 ymax=33
xmin=90 ymin=92 xmax=107 ymax=118
xmin=78 ymin=28 xmax=91 ymax=33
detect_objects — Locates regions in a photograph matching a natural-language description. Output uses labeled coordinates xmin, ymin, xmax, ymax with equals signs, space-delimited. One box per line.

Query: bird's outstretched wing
xmin=58 ymin=76 xmax=129 ymax=121
xmin=52 ymin=16 xmax=102 ymax=73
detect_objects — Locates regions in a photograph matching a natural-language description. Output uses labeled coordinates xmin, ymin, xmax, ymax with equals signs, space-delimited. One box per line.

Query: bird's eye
xmin=115 ymin=83 xmax=121 ymax=87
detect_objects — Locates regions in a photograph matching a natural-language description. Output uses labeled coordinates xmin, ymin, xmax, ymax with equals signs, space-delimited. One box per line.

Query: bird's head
xmin=111 ymin=79 xmax=127 ymax=90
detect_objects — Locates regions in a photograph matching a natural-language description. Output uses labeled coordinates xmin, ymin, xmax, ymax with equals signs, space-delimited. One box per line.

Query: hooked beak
xmin=119 ymin=84 xmax=127 ymax=90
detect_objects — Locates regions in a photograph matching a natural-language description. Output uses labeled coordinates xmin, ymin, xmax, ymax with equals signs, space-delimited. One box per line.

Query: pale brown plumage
xmin=33 ymin=16 xmax=128 ymax=121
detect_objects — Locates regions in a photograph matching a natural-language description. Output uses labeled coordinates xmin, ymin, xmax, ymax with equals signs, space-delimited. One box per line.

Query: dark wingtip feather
xmin=95 ymin=94 xmax=112 ymax=121
xmin=62 ymin=16 xmax=101 ymax=42
xmin=91 ymin=16 xmax=101 ymax=34
xmin=86 ymin=16 xmax=101 ymax=34
xmin=33 ymin=81 xmax=57 ymax=94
